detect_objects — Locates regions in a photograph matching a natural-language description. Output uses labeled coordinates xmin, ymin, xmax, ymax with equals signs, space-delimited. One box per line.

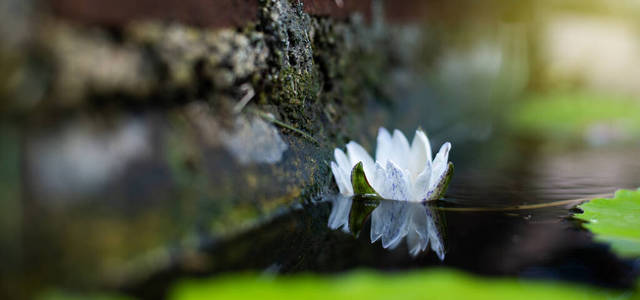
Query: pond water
xmin=126 ymin=141 xmax=640 ymax=299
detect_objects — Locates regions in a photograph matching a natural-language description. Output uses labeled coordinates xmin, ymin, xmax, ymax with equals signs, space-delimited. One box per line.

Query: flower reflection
xmin=328 ymin=194 xmax=446 ymax=259
xmin=328 ymin=195 xmax=352 ymax=233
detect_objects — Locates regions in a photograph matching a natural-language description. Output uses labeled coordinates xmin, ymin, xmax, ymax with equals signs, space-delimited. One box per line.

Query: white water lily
xmin=331 ymin=127 xmax=452 ymax=201
xmin=327 ymin=194 xmax=446 ymax=259
xmin=370 ymin=200 xmax=445 ymax=259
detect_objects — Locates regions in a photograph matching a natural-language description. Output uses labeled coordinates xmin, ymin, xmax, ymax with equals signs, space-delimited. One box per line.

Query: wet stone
xmin=0 ymin=0 xmax=428 ymax=297
xmin=18 ymin=107 xmax=331 ymax=290
xmin=221 ymin=115 xmax=288 ymax=165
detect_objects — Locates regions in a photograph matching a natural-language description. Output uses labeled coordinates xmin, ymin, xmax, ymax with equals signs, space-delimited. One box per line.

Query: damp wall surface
xmin=0 ymin=0 xmax=433 ymax=297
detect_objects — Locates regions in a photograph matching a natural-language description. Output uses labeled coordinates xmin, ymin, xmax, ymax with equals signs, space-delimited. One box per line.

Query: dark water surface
xmin=128 ymin=144 xmax=640 ymax=299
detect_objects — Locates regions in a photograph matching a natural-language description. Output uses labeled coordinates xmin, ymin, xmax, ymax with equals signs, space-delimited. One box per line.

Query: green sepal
xmin=350 ymin=161 xmax=381 ymax=197
xmin=348 ymin=162 xmax=382 ymax=237
xmin=349 ymin=195 xmax=381 ymax=238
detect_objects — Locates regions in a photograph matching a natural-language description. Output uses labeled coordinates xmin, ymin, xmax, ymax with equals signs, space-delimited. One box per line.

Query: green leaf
xmin=575 ymin=188 xmax=640 ymax=257
xmin=348 ymin=195 xmax=380 ymax=238
xmin=169 ymin=268 xmax=633 ymax=300
xmin=348 ymin=162 xmax=382 ymax=237
xmin=350 ymin=162 xmax=381 ymax=197
xmin=428 ymin=162 xmax=454 ymax=201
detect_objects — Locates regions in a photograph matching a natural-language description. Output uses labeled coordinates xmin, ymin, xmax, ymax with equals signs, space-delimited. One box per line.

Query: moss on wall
xmin=0 ymin=0 xmax=424 ymax=296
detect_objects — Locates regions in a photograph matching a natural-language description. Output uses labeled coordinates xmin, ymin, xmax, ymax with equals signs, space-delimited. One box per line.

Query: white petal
xmin=334 ymin=148 xmax=351 ymax=175
xmin=328 ymin=195 xmax=352 ymax=232
xmin=409 ymin=129 xmax=432 ymax=180
xmin=406 ymin=229 xmax=423 ymax=257
xmin=411 ymin=159 xmax=432 ymax=201
xmin=371 ymin=200 xmax=410 ymax=249
xmin=406 ymin=203 xmax=429 ymax=256
xmin=331 ymin=161 xmax=353 ymax=195
xmin=429 ymin=142 xmax=451 ymax=192
xmin=370 ymin=162 xmax=387 ymax=196
xmin=381 ymin=160 xmax=410 ymax=201
xmin=370 ymin=206 xmax=383 ymax=242
xmin=346 ymin=141 xmax=374 ymax=177
xmin=430 ymin=230 xmax=446 ymax=261
xmin=375 ymin=127 xmax=392 ymax=164
xmin=390 ymin=130 xmax=411 ymax=170
xmin=426 ymin=208 xmax=446 ymax=260
xmin=385 ymin=228 xmax=407 ymax=249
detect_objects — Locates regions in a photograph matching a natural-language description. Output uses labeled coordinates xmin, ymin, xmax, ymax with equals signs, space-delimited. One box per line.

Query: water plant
xmin=329 ymin=128 xmax=452 ymax=258
xmin=575 ymin=188 xmax=640 ymax=258
xmin=330 ymin=127 xmax=453 ymax=201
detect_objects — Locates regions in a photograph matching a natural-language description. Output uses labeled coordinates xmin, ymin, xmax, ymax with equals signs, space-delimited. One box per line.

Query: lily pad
xmin=575 ymin=188 xmax=640 ymax=257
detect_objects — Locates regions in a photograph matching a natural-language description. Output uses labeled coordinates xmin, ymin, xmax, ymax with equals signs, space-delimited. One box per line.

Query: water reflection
xmin=328 ymin=195 xmax=446 ymax=260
